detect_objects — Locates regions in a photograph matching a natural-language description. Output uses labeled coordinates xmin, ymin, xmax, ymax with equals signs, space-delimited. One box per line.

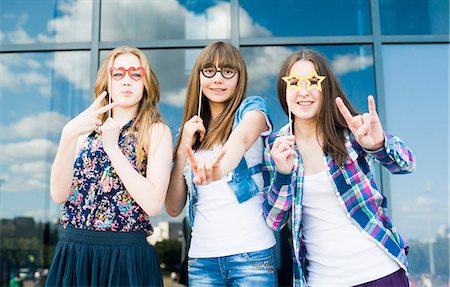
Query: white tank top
xmin=302 ymin=170 xmax=400 ymax=286
xmin=188 ymin=148 xmax=275 ymax=258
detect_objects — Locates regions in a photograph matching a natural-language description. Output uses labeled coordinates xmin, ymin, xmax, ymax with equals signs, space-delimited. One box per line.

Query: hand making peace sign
xmin=65 ymin=91 xmax=117 ymax=136
xmin=335 ymin=95 xmax=385 ymax=151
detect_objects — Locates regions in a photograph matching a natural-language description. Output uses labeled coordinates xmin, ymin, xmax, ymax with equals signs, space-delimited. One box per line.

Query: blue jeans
xmin=188 ymin=247 xmax=277 ymax=287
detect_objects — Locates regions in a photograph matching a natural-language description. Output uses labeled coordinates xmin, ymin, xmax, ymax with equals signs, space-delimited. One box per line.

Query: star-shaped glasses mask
xmin=282 ymin=70 xmax=326 ymax=92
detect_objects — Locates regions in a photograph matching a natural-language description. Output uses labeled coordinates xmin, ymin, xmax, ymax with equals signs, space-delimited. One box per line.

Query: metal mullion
xmin=240 ymin=35 xmax=374 ymax=47
xmin=89 ymin=0 xmax=101 ymax=92
xmin=231 ymin=0 xmax=240 ymax=48
xmin=0 ymin=42 xmax=91 ymax=53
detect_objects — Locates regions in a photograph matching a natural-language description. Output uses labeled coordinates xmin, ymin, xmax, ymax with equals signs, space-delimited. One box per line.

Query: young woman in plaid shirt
xmin=263 ymin=49 xmax=415 ymax=287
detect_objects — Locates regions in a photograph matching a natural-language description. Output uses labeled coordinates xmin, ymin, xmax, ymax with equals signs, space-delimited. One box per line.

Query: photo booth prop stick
xmin=282 ymin=70 xmax=326 ymax=135
xmin=197 ymin=72 xmax=203 ymax=116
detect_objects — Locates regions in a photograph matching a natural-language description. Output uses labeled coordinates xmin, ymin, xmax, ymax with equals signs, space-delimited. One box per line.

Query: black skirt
xmin=45 ymin=227 xmax=163 ymax=287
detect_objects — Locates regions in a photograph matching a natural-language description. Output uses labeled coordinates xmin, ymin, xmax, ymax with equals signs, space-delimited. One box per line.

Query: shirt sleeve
xmin=262 ymin=136 xmax=293 ymax=231
xmin=364 ymin=132 xmax=416 ymax=174
xmin=235 ymin=96 xmax=272 ymax=136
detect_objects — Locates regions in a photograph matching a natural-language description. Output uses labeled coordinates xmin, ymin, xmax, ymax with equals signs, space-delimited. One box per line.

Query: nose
xmin=298 ymin=80 xmax=308 ymax=96
xmin=211 ymin=71 xmax=225 ymax=82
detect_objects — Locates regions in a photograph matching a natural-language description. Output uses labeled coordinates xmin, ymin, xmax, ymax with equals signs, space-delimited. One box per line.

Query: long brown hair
xmin=93 ymin=46 xmax=163 ymax=168
xmin=277 ymin=49 xmax=358 ymax=166
xmin=175 ymin=41 xmax=248 ymax=152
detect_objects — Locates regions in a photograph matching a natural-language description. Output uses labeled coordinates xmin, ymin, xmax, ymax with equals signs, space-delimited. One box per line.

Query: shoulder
xmin=148 ymin=122 xmax=172 ymax=140
xmin=237 ymin=96 xmax=269 ymax=116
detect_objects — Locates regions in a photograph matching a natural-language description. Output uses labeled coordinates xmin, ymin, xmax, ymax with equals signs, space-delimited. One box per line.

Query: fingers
xmin=185 ymin=145 xmax=198 ymax=172
xmin=213 ymin=149 xmax=226 ymax=167
xmin=96 ymin=102 xmax=117 ymax=114
xmin=335 ymin=97 xmax=354 ymax=125
xmin=367 ymin=95 xmax=377 ymax=116
xmin=91 ymin=91 xmax=108 ymax=109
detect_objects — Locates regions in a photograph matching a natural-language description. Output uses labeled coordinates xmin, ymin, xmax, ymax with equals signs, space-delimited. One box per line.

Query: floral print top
xmin=60 ymin=119 xmax=153 ymax=235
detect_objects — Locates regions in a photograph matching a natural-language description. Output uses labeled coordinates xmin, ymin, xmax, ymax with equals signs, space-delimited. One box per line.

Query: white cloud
xmin=415 ymin=195 xmax=436 ymax=208
xmin=45 ymin=0 xmax=92 ymax=42
xmin=9 ymin=161 xmax=52 ymax=175
xmin=0 ymin=138 xmax=58 ymax=164
xmin=238 ymin=6 xmax=272 ymax=38
xmin=0 ymin=112 xmax=69 ymax=140
xmin=246 ymin=46 xmax=292 ymax=93
xmin=331 ymin=53 xmax=374 ymax=76
xmin=6 ymin=28 xmax=35 ymax=44
xmin=165 ymin=87 xmax=187 ymax=108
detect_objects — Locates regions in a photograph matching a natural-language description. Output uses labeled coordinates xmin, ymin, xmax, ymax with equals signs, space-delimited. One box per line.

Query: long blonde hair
xmin=93 ymin=46 xmax=163 ymax=168
xmin=175 ymin=41 xmax=248 ymax=152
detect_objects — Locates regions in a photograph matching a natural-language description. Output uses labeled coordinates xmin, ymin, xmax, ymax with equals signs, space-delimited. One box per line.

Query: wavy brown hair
xmin=277 ymin=49 xmax=359 ymax=166
xmin=175 ymin=41 xmax=248 ymax=152
xmin=93 ymin=46 xmax=163 ymax=168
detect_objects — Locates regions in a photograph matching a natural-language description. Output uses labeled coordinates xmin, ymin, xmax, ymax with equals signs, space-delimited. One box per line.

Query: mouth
xmin=121 ymin=90 xmax=132 ymax=95
xmin=297 ymin=101 xmax=314 ymax=106
xmin=210 ymin=88 xmax=226 ymax=92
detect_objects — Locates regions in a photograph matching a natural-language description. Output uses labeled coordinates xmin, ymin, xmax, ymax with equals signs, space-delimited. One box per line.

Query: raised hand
xmin=335 ymin=95 xmax=384 ymax=150
xmin=271 ymin=135 xmax=297 ymax=174
xmin=64 ymin=91 xmax=117 ymax=136
xmin=185 ymin=145 xmax=226 ymax=185
xmin=98 ymin=117 xmax=121 ymax=154
xmin=180 ymin=116 xmax=206 ymax=150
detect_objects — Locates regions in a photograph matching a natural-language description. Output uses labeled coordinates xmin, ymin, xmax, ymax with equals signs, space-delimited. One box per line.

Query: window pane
xmin=383 ymin=44 xmax=449 ymax=284
xmin=239 ymin=0 xmax=371 ymax=38
xmin=0 ymin=51 xmax=90 ymax=284
xmin=380 ymin=0 xmax=449 ymax=35
xmin=0 ymin=0 xmax=92 ymax=44
xmin=241 ymin=45 xmax=375 ymax=131
xmin=101 ymin=0 xmax=230 ymax=41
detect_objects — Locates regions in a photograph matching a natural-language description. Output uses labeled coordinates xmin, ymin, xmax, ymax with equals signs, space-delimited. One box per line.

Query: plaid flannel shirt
xmin=262 ymin=123 xmax=416 ymax=286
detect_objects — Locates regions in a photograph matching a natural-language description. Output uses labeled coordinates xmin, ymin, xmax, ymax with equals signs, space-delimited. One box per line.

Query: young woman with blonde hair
xmin=46 ymin=46 xmax=171 ymax=286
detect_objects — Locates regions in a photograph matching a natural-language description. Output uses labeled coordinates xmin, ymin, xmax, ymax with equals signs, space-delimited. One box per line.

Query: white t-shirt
xmin=188 ymin=142 xmax=276 ymax=258
xmin=302 ymin=170 xmax=400 ymax=286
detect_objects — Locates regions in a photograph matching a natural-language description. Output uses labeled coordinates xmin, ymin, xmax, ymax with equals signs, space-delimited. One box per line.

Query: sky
xmin=0 ymin=0 xmax=448 ymax=241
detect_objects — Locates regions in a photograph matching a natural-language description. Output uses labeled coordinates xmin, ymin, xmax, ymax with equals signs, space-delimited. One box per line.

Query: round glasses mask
xmin=200 ymin=63 xmax=237 ymax=79
xmin=109 ymin=66 xmax=146 ymax=81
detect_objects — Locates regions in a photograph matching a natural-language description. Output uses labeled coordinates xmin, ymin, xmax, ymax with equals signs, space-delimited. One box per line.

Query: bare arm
xmin=221 ymin=110 xmax=269 ymax=175
xmin=187 ymin=110 xmax=269 ymax=185
xmin=103 ymin=122 xmax=173 ymax=216
xmin=165 ymin=148 xmax=188 ymax=217
xmin=50 ymin=92 xmax=115 ymax=204
xmin=165 ymin=116 xmax=206 ymax=217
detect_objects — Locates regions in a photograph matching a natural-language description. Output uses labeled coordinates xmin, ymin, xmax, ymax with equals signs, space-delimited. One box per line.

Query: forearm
xmin=107 ymin=147 xmax=167 ymax=216
xmin=165 ymin=150 xmax=188 ymax=217
xmin=49 ymin=129 xmax=79 ymax=204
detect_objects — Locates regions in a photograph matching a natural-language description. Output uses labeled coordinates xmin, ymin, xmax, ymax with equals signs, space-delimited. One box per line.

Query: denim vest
xmin=183 ymin=96 xmax=272 ymax=226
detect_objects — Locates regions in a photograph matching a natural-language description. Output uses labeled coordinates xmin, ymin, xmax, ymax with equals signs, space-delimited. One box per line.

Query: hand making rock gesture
xmin=185 ymin=144 xmax=226 ymax=185
xmin=335 ymin=95 xmax=385 ymax=150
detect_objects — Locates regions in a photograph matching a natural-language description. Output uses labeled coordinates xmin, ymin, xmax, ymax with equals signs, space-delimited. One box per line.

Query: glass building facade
xmin=0 ymin=0 xmax=448 ymax=285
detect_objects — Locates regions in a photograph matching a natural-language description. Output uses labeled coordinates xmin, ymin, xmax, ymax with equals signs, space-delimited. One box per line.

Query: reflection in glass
xmin=239 ymin=0 xmax=370 ymax=38
xmin=101 ymin=0 xmax=231 ymax=41
xmin=0 ymin=0 xmax=92 ymax=44
xmin=383 ymin=44 xmax=449 ymax=284
xmin=0 ymin=51 xmax=90 ymax=285
xmin=242 ymin=45 xmax=375 ymax=131
xmin=380 ymin=0 xmax=449 ymax=35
